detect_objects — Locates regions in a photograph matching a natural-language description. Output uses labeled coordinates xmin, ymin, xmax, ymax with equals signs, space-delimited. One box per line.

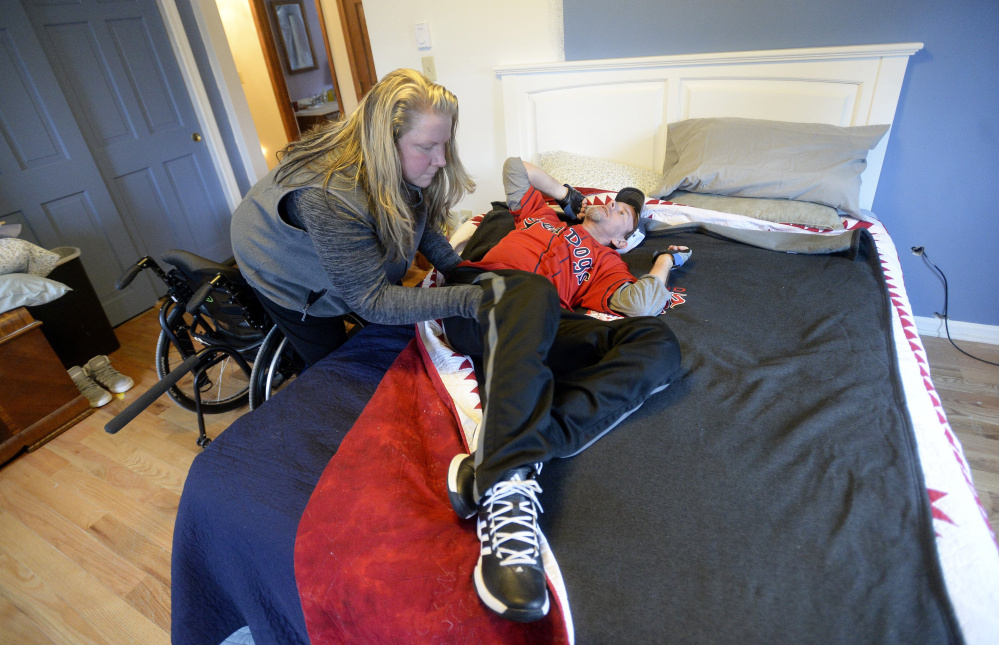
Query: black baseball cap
xmin=614 ymin=187 xmax=645 ymax=230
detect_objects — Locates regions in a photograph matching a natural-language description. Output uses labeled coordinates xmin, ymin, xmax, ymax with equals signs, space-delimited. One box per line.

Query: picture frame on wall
xmin=269 ymin=0 xmax=318 ymax=74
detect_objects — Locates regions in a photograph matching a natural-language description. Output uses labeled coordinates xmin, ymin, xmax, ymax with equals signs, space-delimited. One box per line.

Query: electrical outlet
xmin=460 ymin=209 xmax=473 ymax=222
xmin=911 ymin=246 xmax=925 ymax=255
xmin=421 ymin=56 xmax=437 ymax=81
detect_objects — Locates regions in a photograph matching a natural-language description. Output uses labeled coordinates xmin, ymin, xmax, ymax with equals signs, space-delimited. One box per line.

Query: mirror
xmin=269 ymin=0 xmax=318 ymax=74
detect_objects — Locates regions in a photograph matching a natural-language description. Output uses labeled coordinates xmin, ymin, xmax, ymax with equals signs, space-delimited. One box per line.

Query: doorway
xmin=337 ymin=0 xmax=377 ymax=98
xmin=249 ymin=0 xmax=340 ymax=142
xmin=248 ymin=0 xmax=375 ymax=144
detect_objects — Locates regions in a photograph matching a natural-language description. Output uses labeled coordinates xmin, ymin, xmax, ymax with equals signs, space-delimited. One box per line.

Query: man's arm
xmin=503 ymin=157 xmax=575 ymax=211
xmin=521 ymin=160 xmax=570 ymax=202
xmin=522 ymin=160 xmax=585 ymax=219
xmin=608 ymin=275 xmax=671 ymax=317
xmin=608 ymin=247 xmax=690 ymax=317
xmin=648 ymin=252 xmax=677 ymax=284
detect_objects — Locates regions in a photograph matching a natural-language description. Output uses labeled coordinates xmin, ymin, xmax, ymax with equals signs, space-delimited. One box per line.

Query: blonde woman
xmin=232 ymin=69 xmax=482 ymax=366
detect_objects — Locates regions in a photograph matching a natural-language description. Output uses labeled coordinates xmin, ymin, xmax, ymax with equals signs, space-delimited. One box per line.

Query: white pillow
xmin=0 ymin=274 xmax=71 ymax=314
xmin=537 ymin=150 xmax=663 ymax=195
xmin=616 ymin=227 xmax=646 ymax=254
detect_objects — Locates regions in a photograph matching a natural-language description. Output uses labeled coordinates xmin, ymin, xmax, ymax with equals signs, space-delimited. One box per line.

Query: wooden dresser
xmin=0 ymin=307 xmax=91 ymax=465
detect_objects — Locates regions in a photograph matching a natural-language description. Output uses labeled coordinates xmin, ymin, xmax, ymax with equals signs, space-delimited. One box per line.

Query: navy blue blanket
xmin=171 ymin=324 xmax=414 ymax=645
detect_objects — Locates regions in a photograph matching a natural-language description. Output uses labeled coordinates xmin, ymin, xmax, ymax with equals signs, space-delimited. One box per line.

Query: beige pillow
xmin=661 ymin=191 xmax=844 ymax=230
xmin=653 ymin=118 xmax=889 ymax=217
xmin=537 ymin=150 xmax=663 ymax=194
xmin=0 ymin=238 xmax=59 ymax=277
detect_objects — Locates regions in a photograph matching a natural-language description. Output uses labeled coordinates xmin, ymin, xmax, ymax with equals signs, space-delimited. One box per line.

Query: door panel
xmin=44 ymin=21 xmax=134 ymax=145
xmin=107 ymin=16 xmax=183 ymax=133
xmin=115 ymin=167 xmax=190 ymax=254
xmin=0 ymin=40 xmax=63 ymax=169
xmin=41 ymin=192 xmax=125 ymax=286
xmin=164 ymin=153 xmax=230 ymax=260
xmin=0 ymin=1 xmax=157 ymax=325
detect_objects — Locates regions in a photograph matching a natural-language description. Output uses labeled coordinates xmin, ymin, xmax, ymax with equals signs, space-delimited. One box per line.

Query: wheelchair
xmin=105 ymin=250 xmax=305 ymax=446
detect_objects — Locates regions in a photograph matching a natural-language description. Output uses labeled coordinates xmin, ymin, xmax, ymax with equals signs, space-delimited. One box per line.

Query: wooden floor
xmin=922 ymin=336 xmax=999 ymax=532
xmin=0 ymin=308 xmax=996 ymax=644
xmin=0 ymin=307 xmax=245 ymax=644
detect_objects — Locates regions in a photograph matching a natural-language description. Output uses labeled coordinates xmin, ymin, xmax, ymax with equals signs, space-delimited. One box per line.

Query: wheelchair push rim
xmin=155 ymin=303 xmax=254 ymax=413
xmin=248 ymin=325 xmax=304 ymax=410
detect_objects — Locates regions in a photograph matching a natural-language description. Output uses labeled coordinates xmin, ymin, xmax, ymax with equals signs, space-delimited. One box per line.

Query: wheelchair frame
xmin=105 ymin=251 xmax=304 ymax=447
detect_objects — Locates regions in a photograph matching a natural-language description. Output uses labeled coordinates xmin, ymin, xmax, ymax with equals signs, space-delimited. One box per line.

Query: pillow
xmin=617 ymin=226 xmax=646 ymax=254
xmin=652 ymin=118 xmax=890 ymax=217
xmin=0 ymin=222 xmax=22 ymax=239
xmin=0 ymin=238 xmax=60 ymax=277
xmin=0 ymin=273 xmax=71 ymax=314
xmin=537 ymin=150 xmax=663 ymax=195
xmin=661 ymin=191 xmax=844 ymax=230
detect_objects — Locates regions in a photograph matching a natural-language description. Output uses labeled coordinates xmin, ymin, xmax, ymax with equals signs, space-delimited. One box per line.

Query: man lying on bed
xmin=441 ymin=157 xmax=691 ymax=622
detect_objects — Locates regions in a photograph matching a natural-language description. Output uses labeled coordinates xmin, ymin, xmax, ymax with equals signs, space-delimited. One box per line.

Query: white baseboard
xmin=914 ymin=316 xmax=999 ymax=345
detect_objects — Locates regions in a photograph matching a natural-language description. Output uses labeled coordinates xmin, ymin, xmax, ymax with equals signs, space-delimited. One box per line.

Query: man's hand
xmin=556 ymin=184 xmax=585 ymax=219
xmin=650 ymin=246 xmax=692 ymax=284
xmin=520 ymin=160 xmax=585 ymax=219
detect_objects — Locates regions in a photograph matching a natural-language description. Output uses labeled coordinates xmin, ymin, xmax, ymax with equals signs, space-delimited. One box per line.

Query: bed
xmin=170 ymin=43 xmax=999 ymax=645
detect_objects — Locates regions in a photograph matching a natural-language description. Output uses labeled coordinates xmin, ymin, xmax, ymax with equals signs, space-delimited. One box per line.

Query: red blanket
xmin=295 ymin=339 xmax=569 ymax=643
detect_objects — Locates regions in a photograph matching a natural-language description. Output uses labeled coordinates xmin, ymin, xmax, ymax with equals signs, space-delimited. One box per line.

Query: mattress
xmin=172 ymin=202 xmax=999 ymax=645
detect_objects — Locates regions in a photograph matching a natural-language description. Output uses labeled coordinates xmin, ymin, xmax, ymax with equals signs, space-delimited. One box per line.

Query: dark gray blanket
xmin=535 ymin=222 xmax=962 ymax=643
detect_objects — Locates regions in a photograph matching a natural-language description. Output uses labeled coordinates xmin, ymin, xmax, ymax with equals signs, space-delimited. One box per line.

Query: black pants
xmin=442 ymin=269 xmax=682 ymax=499
xmin=255 ymin=290 xmax=348 ymax=368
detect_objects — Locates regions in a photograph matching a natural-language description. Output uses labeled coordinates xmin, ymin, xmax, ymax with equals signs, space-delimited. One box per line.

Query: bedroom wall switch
xmin=415 ymin=23 xmax=431 ymax=50
xmin=421 ymin=56 xmax=437 ymax=81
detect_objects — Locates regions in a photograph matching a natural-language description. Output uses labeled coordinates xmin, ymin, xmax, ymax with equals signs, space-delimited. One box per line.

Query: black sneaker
xmin=447 ymin=453 xmax=477 ymax=519
xmin=473 ymin=466 xmax=549 ymax=622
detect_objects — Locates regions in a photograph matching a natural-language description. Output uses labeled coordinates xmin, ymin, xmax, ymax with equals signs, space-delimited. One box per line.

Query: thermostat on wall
xmin=415 ymin=23 xmax=431 ymax=49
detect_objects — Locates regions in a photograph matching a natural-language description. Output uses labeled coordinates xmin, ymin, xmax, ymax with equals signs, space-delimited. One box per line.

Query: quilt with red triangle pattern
xmin=171 ymin=207 xmax=995 ymax=645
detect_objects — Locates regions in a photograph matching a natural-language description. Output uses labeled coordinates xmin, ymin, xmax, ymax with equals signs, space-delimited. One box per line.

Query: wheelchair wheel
xmin=249 ymin=325 xmax=304 ymax=410
xmin=155 ymin=311 xmax=253 ymax=413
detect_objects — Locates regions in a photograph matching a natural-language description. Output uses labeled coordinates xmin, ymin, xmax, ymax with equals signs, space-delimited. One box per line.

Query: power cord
xmin=910 ymin=246 xmax=999 ymax=367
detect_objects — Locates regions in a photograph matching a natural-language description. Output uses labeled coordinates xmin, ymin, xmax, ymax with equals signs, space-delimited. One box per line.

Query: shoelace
xmin=89 ymin=363 xmax=124 ymax=386
xmin=477 ymin=478 xmax=544 ymax=567
xmin=76 ymin=375 xmax=107 ymax=399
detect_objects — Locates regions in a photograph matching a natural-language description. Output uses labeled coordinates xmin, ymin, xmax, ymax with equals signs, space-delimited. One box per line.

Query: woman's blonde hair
xmin=275 ymin=69 xmax=475 ymax=261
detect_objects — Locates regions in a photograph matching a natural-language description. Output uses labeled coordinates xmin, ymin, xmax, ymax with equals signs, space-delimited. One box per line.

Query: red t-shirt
xmin=465 ymin=186 xmax=634 ymax=313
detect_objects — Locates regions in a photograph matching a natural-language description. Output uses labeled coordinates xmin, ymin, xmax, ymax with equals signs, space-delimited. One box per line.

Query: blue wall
xmin=565 ymin=0 xmax=999 ymax=327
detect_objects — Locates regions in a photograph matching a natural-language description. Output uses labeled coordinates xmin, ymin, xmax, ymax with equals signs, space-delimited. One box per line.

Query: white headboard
xmin=495 ymin=43 xmax=922 ymax=210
